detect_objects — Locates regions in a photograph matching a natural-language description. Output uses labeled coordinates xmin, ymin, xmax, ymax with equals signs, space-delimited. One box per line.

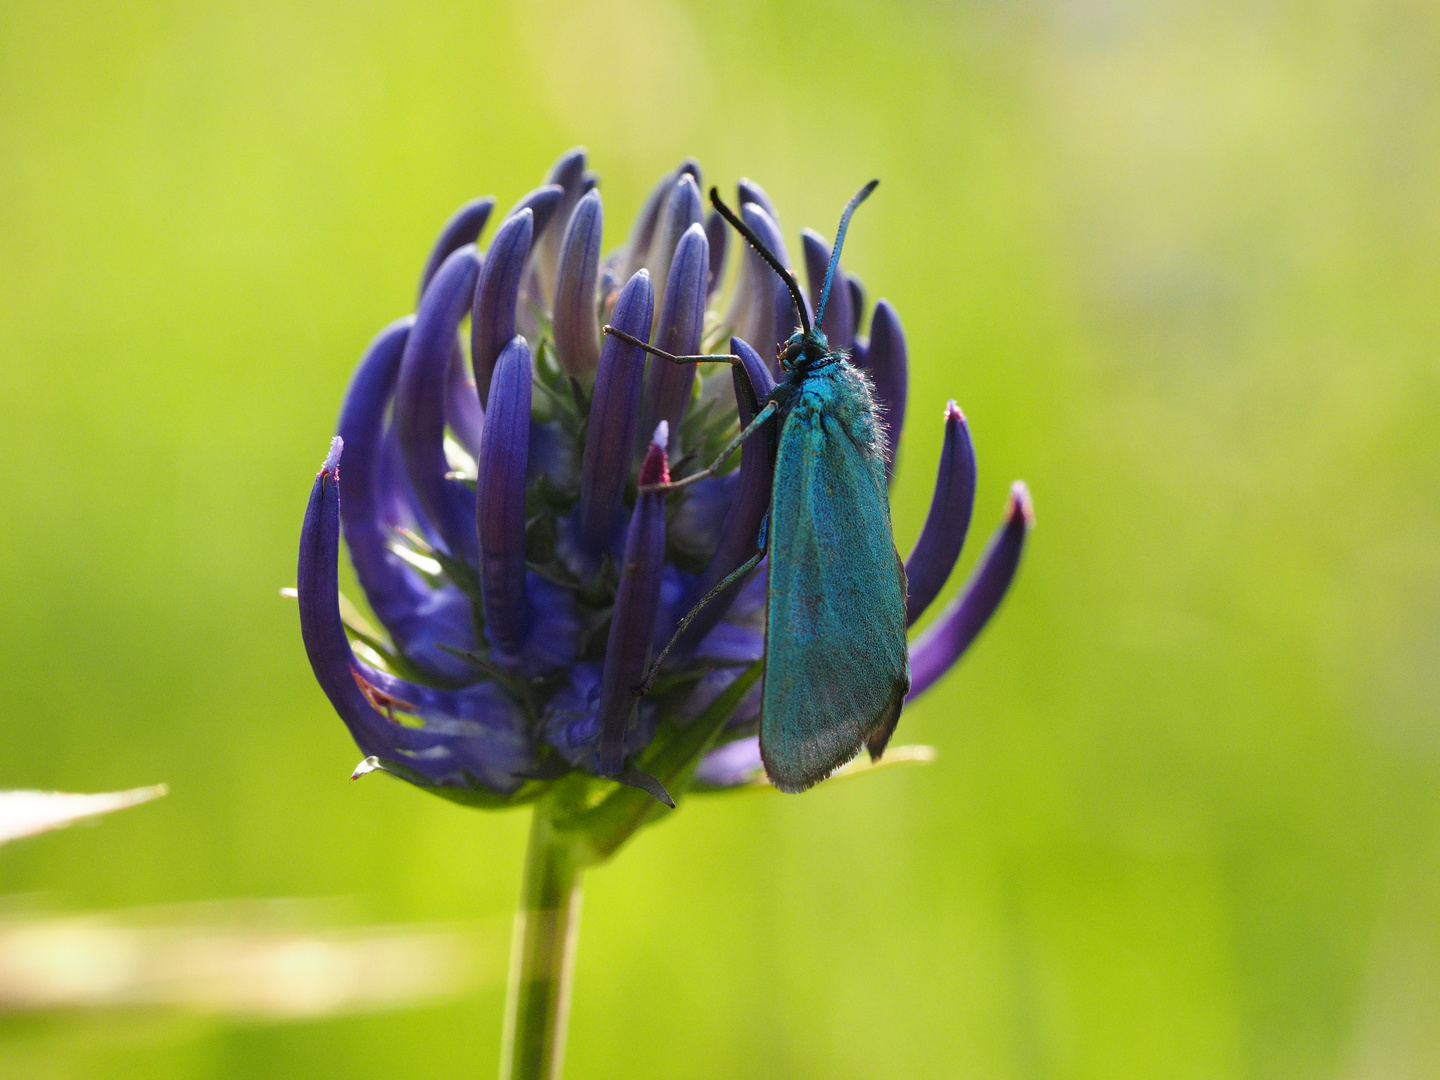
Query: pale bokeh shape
xmin=0 ymin=786 xmax=168 ymax=845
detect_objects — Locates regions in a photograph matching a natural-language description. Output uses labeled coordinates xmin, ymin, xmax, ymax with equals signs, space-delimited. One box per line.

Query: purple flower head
xmin=296 ymin=150 xmax=1032 ymax=803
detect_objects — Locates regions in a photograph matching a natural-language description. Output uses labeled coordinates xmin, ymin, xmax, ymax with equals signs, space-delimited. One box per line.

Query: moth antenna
xmin=709 ymin=187 xmax=811 ymax=336
xmin=816 ymin=179 xmax=879 ymax=329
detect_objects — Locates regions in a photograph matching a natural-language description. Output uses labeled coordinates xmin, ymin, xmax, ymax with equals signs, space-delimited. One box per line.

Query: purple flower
xmin=297 ymin=149 xmax=1032 ymax=801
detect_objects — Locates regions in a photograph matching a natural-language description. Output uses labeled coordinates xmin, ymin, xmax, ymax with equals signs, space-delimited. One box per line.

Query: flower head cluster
xmin=297 ymin=149 xmax=1031 ymax=805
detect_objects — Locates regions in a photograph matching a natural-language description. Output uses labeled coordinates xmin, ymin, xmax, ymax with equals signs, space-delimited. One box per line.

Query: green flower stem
xmin=498 ymin=663 xmax=762 ymax=1080
xmin=500 ymin=804 xmax=584 ymax=1080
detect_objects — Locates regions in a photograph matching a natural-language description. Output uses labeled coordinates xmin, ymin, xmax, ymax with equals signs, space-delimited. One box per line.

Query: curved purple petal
xmin=515 ymin=573 xmax=581 ymax=676
xmin=686 ymin=570 xmax=767 ymax=732
xmin=801 ymin=228 xmax=854 ymax=351
xmin=773 ymin=276 xmax=809 ymax=362
xmin=471 ymin=209 xmax=534 ymax=408
xmin=693 ymin=565 xmax=766 ymax=659
xmin=418 ymin=196 xmax=494 ymax=301
xmin=667 ymin=471 xmax=736 ymax=566
xmin=375 ymin=421 xmax=436 ymax=543
xmin=336 ymin=318 xmax=479 ymax=683
xmin=704 ymin=208 xmax=728 ymax=298
xmin=737 ymin=178 xmax=780 ymax=230
xmin=694 ymin=735 xmax=763 ymax=788
xmin=861 ymin=299 xmax=908 ymax=479
xmin=639 ymin=222 xmax=707 ymax=446
xmin=768 ymin=253 xmax=815 ymax=363
xmin=532 ymin=147 xmax=590 ymax=308
xmin=396 ymin=244 xmax=481 ymax=565
xmin=616 ymin=160 xmax=698 ymax=277
xmin=529 ymin=409 xmax=580 ymax=495
xmin=596 ymin=425 xmax=670 ymax=776
xmin=846 ymin=274 xmax=866 ymax=339
xmin=579 ymin=269 xmax=654 ymax=552
xmin=552 ymin=189 xmax=603 ymax=377
xmin=477 ymin=336 xmax=532 ymax=655
xmin=597 ymin=267 xmax=621 ymax=321
xmin=674 ymin=336 xmax=777 ymax=650
xmin=904 ymin=402 xmax=977 ymax=626
xmin=648 ymin=174 xmax=703 ymax=317
xmin=619 ymin=165 xmax=677 ymax=280
xmin=723 ymin=202 xmax=794 ymax=370
xmin=299 ymin=443 xmax=534 ymax=792
xmin=445 ymin=343 xmax=485 ymax=457
xmin=505 ymin=183 xmax=565 ymax=238
xmin=542 ymin=663 xmax=657 ymax=772
xmin=907 ymin=482 xmax=1032 ymax=700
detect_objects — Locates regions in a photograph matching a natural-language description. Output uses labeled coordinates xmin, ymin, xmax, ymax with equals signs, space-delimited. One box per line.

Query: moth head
xmin=782 ymin=327 xmax=830 ymax=371
xmin=779 ymin=330 xmax=805 ymax=371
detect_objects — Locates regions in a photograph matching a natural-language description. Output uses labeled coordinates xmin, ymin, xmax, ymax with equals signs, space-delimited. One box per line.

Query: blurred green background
xmin=2 ymin=0 xmax=1438 ymax=1076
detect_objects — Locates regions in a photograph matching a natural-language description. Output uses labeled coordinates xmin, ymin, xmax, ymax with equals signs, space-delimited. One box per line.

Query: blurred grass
xmin=0 ymin=0 xmax=1437 ymax=1076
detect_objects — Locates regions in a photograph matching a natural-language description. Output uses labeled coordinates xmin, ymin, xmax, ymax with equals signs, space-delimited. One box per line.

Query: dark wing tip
xmin=865 ymin=675 xmax=908 ymax=762
xmin=760 ymin=672 xmax=910 ymax=792
xmin=758 ymin=736 xmax=823 ymax=795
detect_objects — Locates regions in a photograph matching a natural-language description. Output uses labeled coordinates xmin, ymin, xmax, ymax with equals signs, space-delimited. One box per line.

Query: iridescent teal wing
xmin=761 ymin=362 xmax=910 ymax=793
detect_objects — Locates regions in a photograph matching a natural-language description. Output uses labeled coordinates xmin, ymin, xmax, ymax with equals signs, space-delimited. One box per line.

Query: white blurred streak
xmin=827 ymin=744 xmax=938 ymax=781
xmin=0 ymin=786 xmax=167 ymax=845
xmin=389 ymin=544 xmax=443 ymax=577
xmin=0 ymin=902 xmax=504 ymax=1018
xmin=754 ymin=745 xmax=938 ymax=790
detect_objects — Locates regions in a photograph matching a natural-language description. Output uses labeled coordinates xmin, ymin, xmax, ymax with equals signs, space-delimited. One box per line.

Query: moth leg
xmin=634 ymin=532 xmax=769 ymax=698
xmin=639 ymin=400 xmax=780 ymax=495
xmin=602 ymin=324 xmax=763 ymax=419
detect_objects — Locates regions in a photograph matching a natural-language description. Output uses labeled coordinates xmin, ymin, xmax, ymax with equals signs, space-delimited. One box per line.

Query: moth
xmin=605 ymin=181 xmax=909 ymax=793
